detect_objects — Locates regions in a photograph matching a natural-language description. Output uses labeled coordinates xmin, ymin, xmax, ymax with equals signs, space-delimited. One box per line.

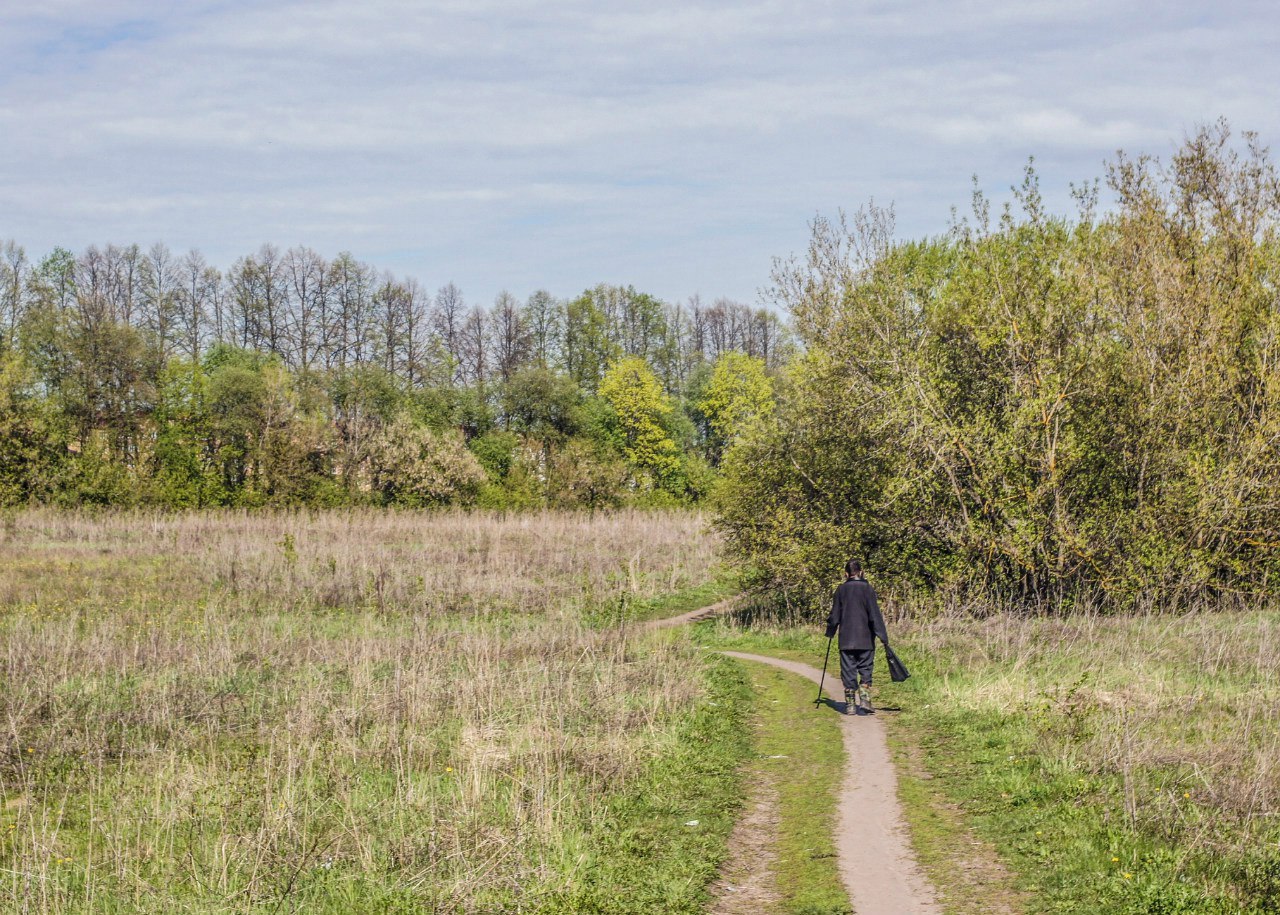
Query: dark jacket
xmin=825 ymin=577 xmax=889 ymax=651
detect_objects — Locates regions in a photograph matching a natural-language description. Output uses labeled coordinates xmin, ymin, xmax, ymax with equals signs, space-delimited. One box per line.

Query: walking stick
xmin=815 ymin=635 xmax=833 ymax=706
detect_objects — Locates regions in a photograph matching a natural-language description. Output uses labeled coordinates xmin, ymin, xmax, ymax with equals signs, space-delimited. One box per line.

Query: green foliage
xmin=880 ymin=613 xmax=1280 ymax=914
xmin=469 ymin=429 xmax=521 ymax=480
xmin=599 ymin=356 xmax=682 ymax=488
xmin=0 ymin=238 xmax=781 ymax=509
xmin=152 ymin=358 xmax=221 ymax=506
xmin=470 ymin=430 xmax=545 ymax=509
xmin=0 ymin=350 xmax=65 ymax=504
xmin=501 ymin=365 xmax=585 ymax=441
xmin=546 ymin=439 xmax=629 ymax=510
xmin=745 ymin=663 xmax=848 ymax=915
xmin=718 ymin=123 xmax=1280 ymax=613
xmin=699 ymin=351 xmax=774 ymax=461
xmin=564 ymin=288 xmax=621 ymax=394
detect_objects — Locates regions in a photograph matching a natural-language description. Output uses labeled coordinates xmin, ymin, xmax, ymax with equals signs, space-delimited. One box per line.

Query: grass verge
xmin=697 ymin=609 xmax=1280 ymax=914
xmin=548 ymin=653 xmax=754 ymax=913
xmin=596 ymin=572 xmax=740 ymax=625
xmin=737 ymin=658 xmax=848 ymax=915
xmin=694 ymin=620 xmax=1026 ymax=915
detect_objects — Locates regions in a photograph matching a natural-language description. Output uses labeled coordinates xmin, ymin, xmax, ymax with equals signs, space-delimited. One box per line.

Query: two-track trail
xmin=648 ymin=606 xmax=942 ymax=915
xmin=721 ymin=651 xmax=941 ymax=915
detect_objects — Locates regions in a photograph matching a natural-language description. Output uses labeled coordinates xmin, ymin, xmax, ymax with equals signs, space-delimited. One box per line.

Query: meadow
xmin=0 ymin=509 xmax=741 ymax=914
xmin=700 ymin=604 xmax=1280 ymax=914
xmin=10 ymin=507 xmax=1280 ymax=915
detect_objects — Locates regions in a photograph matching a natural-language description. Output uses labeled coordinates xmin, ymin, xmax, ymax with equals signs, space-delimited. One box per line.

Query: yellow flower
xmin=1123 ymin=873 xmax=1132 ymax=879
xmin=1111 ymin=857 xmax=1119 ymax=862
xmin=1183 ymin=792 xmax=1190 ymax=798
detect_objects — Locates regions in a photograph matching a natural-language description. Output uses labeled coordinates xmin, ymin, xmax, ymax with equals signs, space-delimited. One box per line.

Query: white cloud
xmin=0 ymin=0 xmax=1277 ymax=302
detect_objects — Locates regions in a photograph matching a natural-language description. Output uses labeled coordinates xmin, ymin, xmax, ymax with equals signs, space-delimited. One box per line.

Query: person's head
xmin=845 ymin=559 xmax=862 ymax=579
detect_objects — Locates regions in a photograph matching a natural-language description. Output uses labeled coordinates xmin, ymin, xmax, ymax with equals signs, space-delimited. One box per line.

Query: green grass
xmin=547 ymin=653 xmax=754 ymax=913
xmin=886 ymin=735 xmax=1027 ymax=914
xmin=884 ymin=613 xmax=1280 ymax=914
xmin=697 ymin=610 xmax=1280 ymax=914
xmin=737 ymin=658 xmax=849 ymax=915
xmin=591 ymin=572 xmax=740 ymax=625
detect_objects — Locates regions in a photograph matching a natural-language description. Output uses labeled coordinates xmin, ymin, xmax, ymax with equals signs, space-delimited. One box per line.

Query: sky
xmin=2 ymin=0 xmax=1278 ymax=306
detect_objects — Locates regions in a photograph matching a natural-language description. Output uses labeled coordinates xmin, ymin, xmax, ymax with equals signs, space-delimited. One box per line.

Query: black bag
xmin=883 ymin=643 xmax=910 ymax=682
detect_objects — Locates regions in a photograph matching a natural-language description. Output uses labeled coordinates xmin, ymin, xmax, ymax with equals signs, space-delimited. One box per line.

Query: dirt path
xmin=643 ymin=596 xmax=740 ymax=630
xmin=647 ymin=601 xmax=942 ymax=913
xmin=707 ymin=781 xmax=783 ymax=914
xmin=720 ymin=651 xmax=942 ymax=915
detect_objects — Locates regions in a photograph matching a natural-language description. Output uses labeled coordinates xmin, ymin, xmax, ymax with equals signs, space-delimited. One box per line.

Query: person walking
xmin=825 ymin=559 xmax=890 ymax=716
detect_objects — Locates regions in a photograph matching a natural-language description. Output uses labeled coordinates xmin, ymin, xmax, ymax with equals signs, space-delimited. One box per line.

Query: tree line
xmin=0 ymin=242 xmax=785 ymax=508
xmin=716 ymin=121 xmax=1280 ymax=613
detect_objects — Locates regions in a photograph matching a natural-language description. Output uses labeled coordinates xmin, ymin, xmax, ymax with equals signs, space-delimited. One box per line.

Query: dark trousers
xmin=840 ymin=648 xmax=875 ymax=689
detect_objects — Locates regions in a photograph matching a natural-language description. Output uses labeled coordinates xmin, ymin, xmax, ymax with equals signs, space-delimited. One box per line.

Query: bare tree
xmin=459 ymin=304 xmax=488 ymax=386
xmin=373 ymin=273 xmax=410 ymax=376
xmin=0 ymin=240 xmax=28 ymax=350
xmin=255 ymin=243 xmax=288 ymax=359
xmin=75 ymin=245 xmax=112 ymax=332
xmin=329 ymin=252 xmax=373 ymax=367
xmin=490 ymin=290 xmax=531 ymax=384
xmin=401 ymin=277 xmax=429 ymax=385
xmin=175 ymin=249 xmax=217 ymax=360
xmin=284 ymin=246 xmax=328 ymax=371
xmin=523 ymin=289 xmax=561 ymax=368
xmin=228 ymin=254 xmax=265 ymax=350
xmin=143 ymin=243 xmax=179 ymax=354
xmin=432 ymin=283 xmax=465 ymax=382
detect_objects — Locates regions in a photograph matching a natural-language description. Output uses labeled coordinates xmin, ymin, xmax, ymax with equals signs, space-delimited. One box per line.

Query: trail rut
xmin=721 ymin=651 xmax=941 ymax=915
xmin=648 ymin=601 xmax=942 ymax=913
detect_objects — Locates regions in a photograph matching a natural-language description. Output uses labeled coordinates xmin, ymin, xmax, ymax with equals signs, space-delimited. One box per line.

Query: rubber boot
xmin=857 ymin=684 xmax=873 ymax=715
xmin=844 ymin=687 xmax=858 ymax=716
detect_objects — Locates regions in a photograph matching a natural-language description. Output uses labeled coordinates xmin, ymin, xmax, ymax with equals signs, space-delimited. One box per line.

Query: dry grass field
xmin=0 ymin=509 xmax=735 ymax=914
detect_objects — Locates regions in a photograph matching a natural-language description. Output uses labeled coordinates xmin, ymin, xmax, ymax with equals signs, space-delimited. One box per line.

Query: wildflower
xmin=1123 ymin=873 xmax=1132 ymax=879
xmin=1183 ymin=792 xmax=1190 ymax=798
xmin=445 ymin=766 xmax=453 ymax=772
xmin=1111 ymin=857 xmax=1119 ymax=862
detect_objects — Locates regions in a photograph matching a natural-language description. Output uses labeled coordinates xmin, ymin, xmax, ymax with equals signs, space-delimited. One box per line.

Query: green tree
xmin=719 ymin=123 xmax=1280 ymax=615
xmin=700 ymin=351 xmax=774 ymax=461
xmin=563 ymin=291 xmax=619 ymax=393
xmin=153 ymin=357 xmax=221 ymax=506
xmin=502 ymin=366 xmax=584 ymax=443
xmin=546 ymin=439 xmax=628 ymax=511
xmin=598 ymin=356 xmax=681 ymax=486
xmin=0 ymin=351 xmax=64 ymax=504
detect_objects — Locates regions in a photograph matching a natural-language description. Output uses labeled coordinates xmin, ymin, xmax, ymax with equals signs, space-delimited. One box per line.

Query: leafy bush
xmin=718 ymin=123 xmax=1280 ymax=614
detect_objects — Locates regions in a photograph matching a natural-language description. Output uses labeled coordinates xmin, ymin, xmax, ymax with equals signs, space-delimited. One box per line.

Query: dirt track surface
xmin=720 ymin=651 xmax=942 ymax=915
xmin=643 ymin=596 xmax=739 ymax=629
